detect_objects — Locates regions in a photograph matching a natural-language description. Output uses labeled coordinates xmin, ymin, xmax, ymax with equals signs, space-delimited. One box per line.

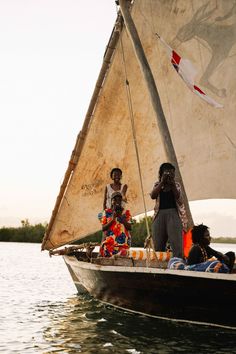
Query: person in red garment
xmin=99 ymin=191 xmax=132 ymax=257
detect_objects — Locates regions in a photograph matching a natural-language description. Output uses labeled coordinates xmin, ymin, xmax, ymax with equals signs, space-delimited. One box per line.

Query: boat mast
xmin=119 ymin=0 xmax=193 ymax=228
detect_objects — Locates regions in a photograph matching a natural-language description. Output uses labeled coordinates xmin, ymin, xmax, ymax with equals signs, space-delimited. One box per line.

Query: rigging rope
xmin=119 ymin=28 xmax=151 ymax=242
xmin=115 ymin=2 xmax=159 ymax=263
xmin=118 ymin=1 xmax=172 ymax=261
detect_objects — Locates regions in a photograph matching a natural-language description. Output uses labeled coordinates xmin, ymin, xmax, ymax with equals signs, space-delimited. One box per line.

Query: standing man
xmin=150 ymin=162 xmax=187 ymax=257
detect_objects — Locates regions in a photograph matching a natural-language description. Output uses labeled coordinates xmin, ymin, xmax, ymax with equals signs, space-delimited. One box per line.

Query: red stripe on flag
xmin=171 ymin=50 xmax=181 ymax=65
xmin=194 ymin=85 xmax=205 ymax=95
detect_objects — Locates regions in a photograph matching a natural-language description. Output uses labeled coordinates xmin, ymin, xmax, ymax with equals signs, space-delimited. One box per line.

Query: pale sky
xmin=0 ymin=0 xmax=235 ymax=237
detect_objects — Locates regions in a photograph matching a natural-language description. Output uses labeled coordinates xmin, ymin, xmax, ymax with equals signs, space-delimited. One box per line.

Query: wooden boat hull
xmin=64 ymin=255 xmax=236 ymax=328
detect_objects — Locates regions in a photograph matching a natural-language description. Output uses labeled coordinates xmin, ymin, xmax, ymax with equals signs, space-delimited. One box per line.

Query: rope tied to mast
xmin=118 ymin=14 xmax=158 ymax=263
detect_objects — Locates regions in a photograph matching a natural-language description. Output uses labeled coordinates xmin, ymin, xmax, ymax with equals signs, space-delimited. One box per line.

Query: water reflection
xmin=41 ymin=294 xmax=236 ymax=354
xmin=1 ymin=243 xmax=236 ymax=354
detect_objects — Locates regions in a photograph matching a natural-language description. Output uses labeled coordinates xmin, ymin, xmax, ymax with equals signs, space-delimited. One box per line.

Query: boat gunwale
xmin=64 ymin=255 xmax=236 ymax=281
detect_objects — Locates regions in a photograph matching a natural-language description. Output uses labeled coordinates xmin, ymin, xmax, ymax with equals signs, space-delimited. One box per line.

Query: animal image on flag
xmin=156 ymin=33 xmax=223 ymax=108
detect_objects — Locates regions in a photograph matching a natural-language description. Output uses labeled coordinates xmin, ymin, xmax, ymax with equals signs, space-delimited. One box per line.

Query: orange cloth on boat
xmin=129 ymin=249 xmax=172 ymax=261
xmin=183 ymin=229 xmax=193 ymax=258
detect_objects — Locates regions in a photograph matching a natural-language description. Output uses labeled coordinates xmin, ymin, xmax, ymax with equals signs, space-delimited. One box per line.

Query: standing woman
xmin=103 ymin=167 xmax=128 ymax=210
xmin=150 ymin=162 xmax=187 ymax=257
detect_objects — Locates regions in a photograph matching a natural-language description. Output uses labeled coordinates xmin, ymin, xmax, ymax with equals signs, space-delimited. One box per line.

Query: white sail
xmin=42 ymin=0 xmax=236 ymax=250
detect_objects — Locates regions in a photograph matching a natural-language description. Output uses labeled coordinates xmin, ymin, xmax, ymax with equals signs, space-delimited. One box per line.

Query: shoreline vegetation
xmin=0 ymin=218 xmax=235 ymax=245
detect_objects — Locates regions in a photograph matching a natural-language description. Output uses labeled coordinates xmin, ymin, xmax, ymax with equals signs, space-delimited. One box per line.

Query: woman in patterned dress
xmin=99 ymin=191 xmax=132 ymax=257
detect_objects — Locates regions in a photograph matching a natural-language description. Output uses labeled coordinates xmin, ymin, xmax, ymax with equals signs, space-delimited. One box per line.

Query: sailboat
xmin=41 ymin=0 xmax=236 ymax=328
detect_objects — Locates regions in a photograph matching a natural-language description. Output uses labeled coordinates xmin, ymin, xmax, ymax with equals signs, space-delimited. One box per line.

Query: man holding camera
xmin=98 ymin=191 xmax=132 ymax=257
xmin=150 ymin=162 xmax=188 ymax=258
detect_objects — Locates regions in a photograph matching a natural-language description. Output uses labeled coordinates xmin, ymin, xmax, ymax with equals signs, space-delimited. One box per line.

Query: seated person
xmin=168 ymin=224 xmax=235 ymax=273
xmin=99 ymin=191 xmax=132 ymax=257
xmin=187 ymin=224 xmax=235 ymax=272
xmin=103 ymin=167 xmax=128 ymax=210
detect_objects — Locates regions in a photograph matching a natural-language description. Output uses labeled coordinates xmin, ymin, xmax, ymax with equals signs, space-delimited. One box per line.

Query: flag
xmin=156 ymin=34 xmax=223 ymax=108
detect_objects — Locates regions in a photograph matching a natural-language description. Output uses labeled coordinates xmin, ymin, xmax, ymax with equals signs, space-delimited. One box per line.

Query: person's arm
xmin=103 ymin=186 xmax=108 ymax=210
xmin=206 ymin=246 xmax=229 ymax=263
xmin=150 ymin=181 xmax=164 ymax=199
xmin=118 ymin=210 xmax=132 ymax=231
xmin=187 ymin=245 xmax=202 ymax=265
xmin=169 ymin=178 xmax=180 ymax=200
xmin=120 ymin=216 xmax=131 ymax=230
xmin=122 ymin=184 xmax=128 ymax=202
xmin=102 ymin=212 xmax=116 ymax=231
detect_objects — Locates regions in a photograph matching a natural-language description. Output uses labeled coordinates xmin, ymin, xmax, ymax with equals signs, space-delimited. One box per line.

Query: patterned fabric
xmin=186 ymin=260 xmax=229 ymax=273
xmin=98 ymin=208 xmax=131 ymax=257
xmin=168 ymin=257 xmax=186 ymax=270
xmin=129 ymin=250 xmax=172 ymax=261
xmin=187 ymin=244 xmax=224 ymax=265
xmin=152 ymin=181 xmax=188 ymax=230
xmin=168 ymin=257 xmax=229 ymax=273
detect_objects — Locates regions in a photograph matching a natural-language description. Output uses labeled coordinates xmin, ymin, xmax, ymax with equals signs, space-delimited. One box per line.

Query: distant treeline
xmin=0 ymin=218 xmax=235 ymax=245
xmin=0 ymin=219 xmax=47 ymax=243
xmin=212 ymin=237 xmax=236 ymax=244
xmin=0 ymin=217 xmax=153 ymax=246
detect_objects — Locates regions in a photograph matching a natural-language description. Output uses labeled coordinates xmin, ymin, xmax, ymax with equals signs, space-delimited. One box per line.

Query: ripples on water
xmin=0 ymin=242 xmax=236 ymax=353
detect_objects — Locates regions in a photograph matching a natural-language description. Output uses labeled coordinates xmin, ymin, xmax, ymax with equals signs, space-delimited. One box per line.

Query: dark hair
xmin=191 ymin=224 xmax=209 ymax=244
xmin=111 ymin=191 xmax=122 ymax=200
xmin=159 ymin=162 xmax=175 ymax=179
xmin=110 ymin=168 xmax=122 ymax=178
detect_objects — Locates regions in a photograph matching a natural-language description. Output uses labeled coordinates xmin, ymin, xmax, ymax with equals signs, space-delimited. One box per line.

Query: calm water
xmin=0 ymin=242 xmax=236 ymax=354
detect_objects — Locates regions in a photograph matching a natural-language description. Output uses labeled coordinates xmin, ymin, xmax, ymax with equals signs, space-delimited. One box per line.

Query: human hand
xmin=118 ymin=214 xmax=126 ymax=224
xmin=161 ymin=172 xmax=169 ymax=184
xmin=222 ymin=254 xmax=230 ymax=265
xmin=168 ymin=176 xmax=175 ymax=187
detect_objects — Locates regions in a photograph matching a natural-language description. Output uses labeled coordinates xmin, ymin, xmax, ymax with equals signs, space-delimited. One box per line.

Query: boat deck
xmin=68 ymin=249 xmax=236 ymax=275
